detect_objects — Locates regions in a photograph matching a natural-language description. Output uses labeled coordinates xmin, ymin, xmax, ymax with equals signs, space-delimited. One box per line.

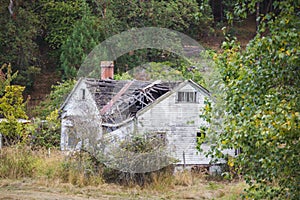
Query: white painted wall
xmin=62 ymin=80 xmax=235 ymax=166
xmin=61 ymin=80 xmax=102 ymax=151
xmin=136 ymin=83 xmax=211 ymax=165
xmin=103 ymin=82 xmax=234 ymax=165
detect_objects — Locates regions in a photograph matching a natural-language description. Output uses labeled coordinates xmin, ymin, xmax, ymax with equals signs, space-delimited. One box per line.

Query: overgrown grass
xmin=0 ymin=146 xmax=103 ymax=186
xmin=0 ymin=146 xmax=246 ymax=199
xmin=0 ymin=146 xmax=38 ymax=178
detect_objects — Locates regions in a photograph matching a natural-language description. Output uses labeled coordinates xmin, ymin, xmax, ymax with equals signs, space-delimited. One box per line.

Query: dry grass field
xmin=0 ymin=147 xmax=246 ymax=200
xmin=0 ymin=178 xmax=246 ymax=200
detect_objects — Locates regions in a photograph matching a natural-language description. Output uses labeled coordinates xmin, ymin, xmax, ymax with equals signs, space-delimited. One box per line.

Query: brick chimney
xmin=101 ymin=61 xmax=114 ymax=80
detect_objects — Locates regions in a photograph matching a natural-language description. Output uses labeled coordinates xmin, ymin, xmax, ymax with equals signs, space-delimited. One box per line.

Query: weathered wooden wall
xmin=136 ymin=83 xmax=212 ymax=164
xmin=106 ymin=82 xmax=231 ymax=165
xmin=61 ymin=80 xmax=102 ymax=151
xmin=61 ymin=80 xmax=235 ymax=166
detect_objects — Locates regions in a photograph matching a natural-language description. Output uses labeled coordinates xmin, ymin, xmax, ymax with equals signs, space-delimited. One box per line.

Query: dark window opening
xmin=67 ymin=127 xmax=79 ymax=148
xmin=82 ymin=89 xmax=86 ymax=100
xmin=177 ymin=91 xmax=197 ymax=103
xmin=147 ymin=132 xmax=167 ymax=146
xmin=155 ymin=132 xmax=167 ymax=145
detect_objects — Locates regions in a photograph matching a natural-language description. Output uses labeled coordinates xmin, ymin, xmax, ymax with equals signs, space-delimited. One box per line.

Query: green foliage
xmin=60 ymin=15 xmax=104 ymax=79
xmin=196 ymin=98 xmax=211 ymax=152
xmin=144 ymin=62 xmax=184 ymax=81
xmin=208 ymin=0 xmax=300 ymax=198
xmin=120 ymin=132 xmax=166 ymax=154
xmin=1 ymin=0 xmax=215 ymax=85
xmin=127 ymin=61 xmax=185 ymax=81
xmin=0 ymin=0 xmax=40 ymax=67
xmin=108 ymin=0 xmax=211 ymax=76
xmin=0 ymin=85 xmax=29 ymax=146
xmin=30 ymin=79 xmax=75 ymax=148
xmin=114 ymin=72 xmax=133 ymax=81
xmin=103 ymin=0 xmax=213 ymax=76
xmin=0 ymin=63 xmax=18 ymax=96
xmin=36 ymin=79 xmax=76 ymax=118
xmin=41 ymin=0 xmax=91 ymax=49
xmin=0 ymin=1 xmax=41 ymax=88
xmin=115 ymin=61 xmax=205 ymax=85
xmin=108 ymin=0 xmax=212 ymax=37
xmin=15 ymin=66 xmax=41 ymax=90
xmin=29 ymin=110 xmax=61 ymax=149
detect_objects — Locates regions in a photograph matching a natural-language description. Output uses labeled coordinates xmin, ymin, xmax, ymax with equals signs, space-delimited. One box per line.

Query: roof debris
xmin=84 ymin=79 xmax=181 ymax=124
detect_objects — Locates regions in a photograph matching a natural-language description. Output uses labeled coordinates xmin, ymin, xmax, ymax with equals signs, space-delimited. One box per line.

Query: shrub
xmin=102 ymin=165 xmax=174 ymax=187
xmin=57 ymin=151 xmax=103 ymax=186
xmin=29 ymin=110 xmax=61 ymax=149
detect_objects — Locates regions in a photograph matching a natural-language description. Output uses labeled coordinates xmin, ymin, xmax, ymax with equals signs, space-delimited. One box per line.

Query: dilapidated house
xmin=60 ymin=62 xmax=234 ymax=170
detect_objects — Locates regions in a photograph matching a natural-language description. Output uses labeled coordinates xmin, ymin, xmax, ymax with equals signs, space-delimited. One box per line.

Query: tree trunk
xmin=256 ymin=2 xmax=260 ymax=32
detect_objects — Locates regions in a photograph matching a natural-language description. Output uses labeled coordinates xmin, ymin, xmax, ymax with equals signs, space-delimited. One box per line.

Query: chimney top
xmin=101 ymin=61 xmax=114 ymax=80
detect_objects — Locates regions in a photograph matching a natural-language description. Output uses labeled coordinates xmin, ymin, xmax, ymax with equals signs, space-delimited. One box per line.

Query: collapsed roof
xmin=84 ymin=78 xmax=181 ymax=124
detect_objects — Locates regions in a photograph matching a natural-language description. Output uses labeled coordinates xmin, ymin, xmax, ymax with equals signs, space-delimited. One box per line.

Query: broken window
xmin=153 ymin=132 xmax=167 ymax=145
xmin=64 ymin=118 xmax=81 ymax=149
xmin=121 ymin=132 xmax=167 ymax=153
xmin=177 ymin=91 xmax=197 ymax=103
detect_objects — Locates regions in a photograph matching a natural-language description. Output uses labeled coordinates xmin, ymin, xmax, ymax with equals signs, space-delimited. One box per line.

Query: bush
xmin=103 ymin=165 xmax=174 ymax=187
xmin=29 ymin=110 xmax=61 ymax=149
xmin=58 ymin=151 xmax=103 ymax=186
xmin=0 ymin=146 xmax=208 ymax=189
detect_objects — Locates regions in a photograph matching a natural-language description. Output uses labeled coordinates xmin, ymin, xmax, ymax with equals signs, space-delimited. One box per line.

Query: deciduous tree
xmin=208 ymin=0 xmax=300 ymax=198
xmin=0 ymin=85 xmax=28 ymax=146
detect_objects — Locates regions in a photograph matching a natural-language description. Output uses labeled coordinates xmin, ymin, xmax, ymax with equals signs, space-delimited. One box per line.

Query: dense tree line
xmin=1 ymin=0 xmax=281 ymax=88
xmin=205 ymin=0 xmax=299 ymax=198
xmin=0 ymin=0 xmax=216 ymax=84
xmin=0 ymin=0 xmax=299 ymax=198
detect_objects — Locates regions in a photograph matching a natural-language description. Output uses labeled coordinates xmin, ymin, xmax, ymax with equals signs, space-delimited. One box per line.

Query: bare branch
xmin=8 ymin=0 xmax=13 ymax=16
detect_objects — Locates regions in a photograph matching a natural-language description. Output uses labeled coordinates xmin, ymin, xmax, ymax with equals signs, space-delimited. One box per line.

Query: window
xmin=66 ymin=127 xmax=78 ymax=148
xmin=155 ymin=132 xmax=167 ymax=145
xmin=82 ymin=89 xmax=86 ymax=100
xmin=147 ymin=132 xmax=167 ymax=146
xmin=177 ymin=91 xmax=197 ymax=103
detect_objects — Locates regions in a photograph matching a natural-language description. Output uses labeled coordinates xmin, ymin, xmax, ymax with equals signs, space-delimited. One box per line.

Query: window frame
xmin=176 ymin=91 xmax=198 ymax=103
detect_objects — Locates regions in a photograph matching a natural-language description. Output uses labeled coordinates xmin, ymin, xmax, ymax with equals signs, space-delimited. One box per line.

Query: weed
xmin=174 ymin=170 xmax=194 ymax=186
xmin=0 ymin=146 xmax=247 ymax=200
xmin=0 ymin=146 xmax=37 ymax=178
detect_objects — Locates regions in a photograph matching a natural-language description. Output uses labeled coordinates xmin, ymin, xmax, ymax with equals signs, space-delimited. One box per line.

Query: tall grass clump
xmin=0 ymin=146 xmax=220 ymax=190
xmin=0 ymin=146 xmax=103 ymax=186
xmin=102 ymin=165 xmax=175 ymax=188
xmin=57 ymin=151 xmax=104 ymax=186
xmin=0 ymin=146 xmax=38 ymax=178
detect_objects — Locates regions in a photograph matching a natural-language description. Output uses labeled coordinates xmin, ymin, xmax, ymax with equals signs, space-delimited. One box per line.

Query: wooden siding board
xmin=61 ymin=80 xmax=102 ymax=151
xmin=113 ymin=82 xmax=212 ymax=165
xmin=61 ymin=80 xmax=235 ymax=165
